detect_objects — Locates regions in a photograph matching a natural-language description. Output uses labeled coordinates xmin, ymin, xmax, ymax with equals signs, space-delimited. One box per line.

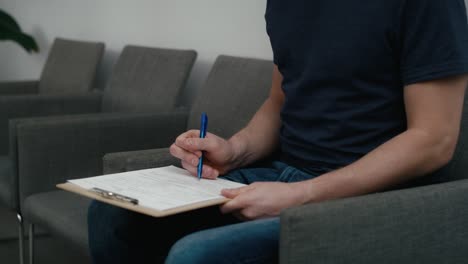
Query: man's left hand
xmin=220 ymin=182 xmax=307 ymax=221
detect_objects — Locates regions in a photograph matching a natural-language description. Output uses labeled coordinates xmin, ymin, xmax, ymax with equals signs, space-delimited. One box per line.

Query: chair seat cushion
xmin=0 ymin=155 xmax=15 ymax=209
xmin=23 ymin=190 xmax=91 ymax=255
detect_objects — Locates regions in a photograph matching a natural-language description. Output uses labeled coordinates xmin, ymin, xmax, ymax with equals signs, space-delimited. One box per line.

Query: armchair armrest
xmin=280 ymin=179 xmax=468 ymax=264
xmin=103 ymin=148 xmax=179 ymax=174
xmin=0 ymin=92 xmax=102 ymax=154
xmin=15 ymin=111 xmax=188 ymax=209
xmin=0 ymin=80 xmax=39 ymax=95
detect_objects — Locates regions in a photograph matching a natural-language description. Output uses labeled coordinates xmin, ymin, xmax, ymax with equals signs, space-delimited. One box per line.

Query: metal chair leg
xmin=17 ymin=213 xmax=24 ymax=264
xmin=29 ymin=223 xmax=35 ymax=264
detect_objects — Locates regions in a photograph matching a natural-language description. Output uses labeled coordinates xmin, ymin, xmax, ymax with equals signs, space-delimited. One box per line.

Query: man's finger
xmin=181 ymin=160 xmax=198 ymax=176
xmin=181 ymin=161 xmax=219 ymax=179
xmin=221 ymin=187 xmax=243 ymax=198
xmin=177 ymin=137 xmax=219 ymax=154
xmin=169 ymin=144 xmax=201 ymax=165
xmin=221 ymin=185 xmax=252 ymax=198
xmin=175 ymin=130 xmax=201 ymax=141
xmin=200 ymin=165 xmax=219 ymax=179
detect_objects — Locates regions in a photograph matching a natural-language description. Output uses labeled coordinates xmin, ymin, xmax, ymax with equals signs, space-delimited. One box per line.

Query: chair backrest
xmin=187 ymin=55 xmax=273 ymax=138
xmin=101 ymin=45 xmax=197 ymax=113
xmin=38 ymin=38 xmax=105 ymax=93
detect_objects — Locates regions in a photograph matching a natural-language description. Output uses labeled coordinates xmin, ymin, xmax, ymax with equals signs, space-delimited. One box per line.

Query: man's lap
xmin=88 ymin=161 xmax=319 ymax=263
xmin=165 ymin=217 xmax=280 ymax=264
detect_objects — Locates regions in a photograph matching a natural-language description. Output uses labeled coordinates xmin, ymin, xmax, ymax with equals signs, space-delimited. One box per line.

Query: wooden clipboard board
xmin=57 ymin=183 xmax=230 ymax=218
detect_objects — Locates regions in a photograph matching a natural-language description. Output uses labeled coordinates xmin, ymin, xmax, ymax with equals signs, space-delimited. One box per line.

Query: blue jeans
xmin=88 ymin=161 xmax=320 ymax=264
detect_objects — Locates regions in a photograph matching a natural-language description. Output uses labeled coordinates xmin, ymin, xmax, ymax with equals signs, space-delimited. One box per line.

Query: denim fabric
xmin=88 ymin=161 xmax=320 ymax=264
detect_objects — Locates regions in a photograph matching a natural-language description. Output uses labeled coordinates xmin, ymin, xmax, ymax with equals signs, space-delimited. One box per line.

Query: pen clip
xmin=91 ymin=187 xmax=139 ymax=205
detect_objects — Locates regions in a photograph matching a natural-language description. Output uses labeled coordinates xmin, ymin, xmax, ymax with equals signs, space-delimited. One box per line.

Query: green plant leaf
xmin=0 ymin=9 xmax=21 ymax=32
xmin=0 ymin=9 xmax=39 ymax=53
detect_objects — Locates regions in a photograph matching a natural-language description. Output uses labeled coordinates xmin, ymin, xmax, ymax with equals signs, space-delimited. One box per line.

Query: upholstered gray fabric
xmin=0 ymin=93 xmax=102 ymax=211
xmin=280 ymin=179 xmax=468 ymax=264
xmin=187 ymin=55 xmax=273 ymax=138
xmin=0 ymin=156 xmax=14 ymax=209
xmin=16 ymin=111 xmax=187 ymax=210
xmin=23 ymin=191 xmax=92 ymax=255
xmin=0 ymin=81 xmax=39 ymax=95
xmin=0 ymin=92 xmax=102 ymax=155
xmin=101 ymin=46 xmax=196 ymax=113
xmin=38 ymin=38 xmax=105 ymax=94
xmin=103 ymin=148 xmax=178 ymax=174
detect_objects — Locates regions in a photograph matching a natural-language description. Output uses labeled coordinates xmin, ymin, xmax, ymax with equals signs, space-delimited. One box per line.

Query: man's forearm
xmin=227 ymin=97 xmax=282 ymax=169
xmin=296 ymin=128 xmax=458 ymax=203
xmin=295 ymin=75 xmax=467 ymax=204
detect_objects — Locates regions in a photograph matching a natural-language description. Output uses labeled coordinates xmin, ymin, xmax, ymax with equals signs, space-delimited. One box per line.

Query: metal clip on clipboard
xmin=91 ymin=187 xmax=139 ymax=205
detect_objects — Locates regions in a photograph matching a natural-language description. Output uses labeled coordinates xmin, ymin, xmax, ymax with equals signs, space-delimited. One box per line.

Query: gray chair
xmin=103 ymin=81 xmax=468 ymax=262
xmin=0 ymin=37 xmax=105 ymax=155
xmin=3 ymin=45 xmax=196 ymax=264
xmin=19 ymin=55 xmax=273 ymax=261
xmin=0 ymin=37 xmax=104 ymax=264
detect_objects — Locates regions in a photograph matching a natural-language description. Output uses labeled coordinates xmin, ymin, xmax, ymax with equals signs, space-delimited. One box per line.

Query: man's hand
xmin=220 ymin=182 xmax=306 ymax=221
xmin=170 ymin=130 xmax=238 ymax=179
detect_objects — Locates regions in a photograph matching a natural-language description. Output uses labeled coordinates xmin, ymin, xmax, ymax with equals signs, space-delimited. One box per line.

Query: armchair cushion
xmin=23 ymin=190 xmax=91 ymax=256
xmin=280 ymin=179 xmax=468 ymax=264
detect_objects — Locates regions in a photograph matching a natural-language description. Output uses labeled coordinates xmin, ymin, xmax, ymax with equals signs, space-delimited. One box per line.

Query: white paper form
xmin=68 ymin=166 xmax=245 ymax=211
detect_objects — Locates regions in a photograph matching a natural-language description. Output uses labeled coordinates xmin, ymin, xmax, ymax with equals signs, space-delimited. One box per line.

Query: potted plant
xmin=0 ymin=9 xmax=38 ymax=53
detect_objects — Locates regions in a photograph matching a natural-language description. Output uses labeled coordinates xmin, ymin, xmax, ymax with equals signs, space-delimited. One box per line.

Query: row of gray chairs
xmin=1 ymin=37 xmax=274 ymax=263
xmin=3 ymin=37 xmax=468 ymax=264
xmin=0 ymin=37 xmax=106 ymax=264
xmin=0 ymin=37 xmax=198 ymax=263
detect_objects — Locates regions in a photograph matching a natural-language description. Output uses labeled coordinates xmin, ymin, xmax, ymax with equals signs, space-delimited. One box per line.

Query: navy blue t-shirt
xmin=265 ymin=0 xmax=468 ymax=171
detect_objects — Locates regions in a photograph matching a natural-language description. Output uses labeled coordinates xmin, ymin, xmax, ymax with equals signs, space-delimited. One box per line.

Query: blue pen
xmin=197 ymin=112 xmax=208 ymax=180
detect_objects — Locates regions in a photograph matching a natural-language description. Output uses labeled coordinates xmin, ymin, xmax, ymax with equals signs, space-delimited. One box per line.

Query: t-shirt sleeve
xmin=400 ymin=0 xmax=468 ymax=85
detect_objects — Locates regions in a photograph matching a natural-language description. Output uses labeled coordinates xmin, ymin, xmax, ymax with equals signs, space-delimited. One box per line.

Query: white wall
xmin=0 ymin=0 xmax=272 ymax=105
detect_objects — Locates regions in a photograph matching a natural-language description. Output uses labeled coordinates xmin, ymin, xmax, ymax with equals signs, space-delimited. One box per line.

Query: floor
xmin=0 ymin=207 xmax=90 ymax=264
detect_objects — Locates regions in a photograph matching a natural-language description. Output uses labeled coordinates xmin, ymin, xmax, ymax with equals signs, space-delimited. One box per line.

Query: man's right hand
xmin=170 ymin=130 xmax=238 ymax=179
xmin=170 ymin=65 xmax=284 ymax=179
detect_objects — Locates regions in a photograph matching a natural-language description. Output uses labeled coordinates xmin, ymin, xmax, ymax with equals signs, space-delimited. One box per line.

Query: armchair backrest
xmin=38 ymin=38 xmax=105 ymax=93
xmin=187 ymin=55 xmax=273 ymax=138
xmin=101 ymin=45 xmax=196 ymax=113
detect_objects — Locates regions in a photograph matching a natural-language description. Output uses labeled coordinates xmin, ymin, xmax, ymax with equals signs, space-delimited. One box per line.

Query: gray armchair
xmin=0 ymin=37 xmax=105 ymax=155
xmin=1 ymin=45 xmax=196 ymax=264
xmin=104 ymin=99 xmax=468 ymax=263
xmin=0 ymin=37 xmax=104 ymax=264
xmin=19 ymin=55 xmax=273 ymax=261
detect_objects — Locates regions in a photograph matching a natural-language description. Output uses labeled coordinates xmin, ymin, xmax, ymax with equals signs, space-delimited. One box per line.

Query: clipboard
xmin=57 ymin=183 xmax=231 ymax=218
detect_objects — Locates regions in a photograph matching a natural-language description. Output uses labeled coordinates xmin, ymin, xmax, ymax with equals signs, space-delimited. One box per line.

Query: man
xmin=88 ymin=0 xmax=468 ymax=263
